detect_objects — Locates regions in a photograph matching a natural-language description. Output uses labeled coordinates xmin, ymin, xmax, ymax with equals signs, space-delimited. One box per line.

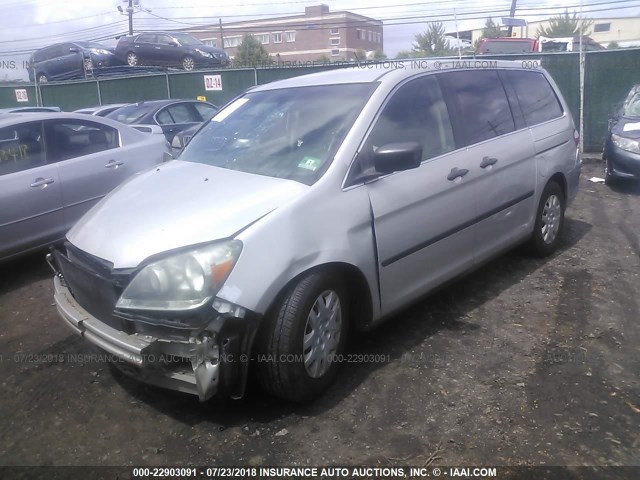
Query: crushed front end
xmin=48 ymin=243 xmax=260 ymax=401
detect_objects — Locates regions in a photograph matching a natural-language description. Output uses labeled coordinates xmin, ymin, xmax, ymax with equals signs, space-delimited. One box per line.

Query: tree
xmin=234 ymin=34 xmax=271 ymax=67
xmin=372 ymin=50 xmax=387 ymax=60
xmin=536 ymin=9 xmax=593 ymax=37
xmin=481 ymin=18 xmax=505 ymax=39
xmin=607 ymin=41 xmax=620 ymax=49
xmin=412 ymin=22 xmax=457 ymax=57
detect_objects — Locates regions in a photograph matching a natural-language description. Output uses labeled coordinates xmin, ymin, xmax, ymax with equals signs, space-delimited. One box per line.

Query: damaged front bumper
xmin=51 ymin=257 xmax=260 ymax=402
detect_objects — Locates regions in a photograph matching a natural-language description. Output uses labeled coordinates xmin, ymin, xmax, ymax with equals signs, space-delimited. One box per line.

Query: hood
xmin=612 ymin=116 xmax=640 ymax=140
xmin=67 ymin=161 xmax=309 ymax=268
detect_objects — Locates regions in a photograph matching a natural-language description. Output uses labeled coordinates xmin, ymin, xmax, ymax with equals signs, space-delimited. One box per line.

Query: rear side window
xmin=0 ymin=122 xmax=45 ymax=176
xmin=44 ymin=120 xmax=119 ymax=163
xmin=164 ymin=104 xmax=199 ymax=123
xmin=194 ymin=103 xmax=218 ymax=121
xmin=440 ymin=70 xmax=515 ymax=146
xmin=503 ymin=70 xmax=563 ymax=126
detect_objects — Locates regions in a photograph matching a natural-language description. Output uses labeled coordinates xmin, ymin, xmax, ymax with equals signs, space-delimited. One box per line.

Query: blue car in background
xmin=115 ymin=32 xmax=229 ymax=70
xmin=604 ymin=84 xmax=640 ymax=184
xmin=28 ymin=42 xmax=121 ymax=83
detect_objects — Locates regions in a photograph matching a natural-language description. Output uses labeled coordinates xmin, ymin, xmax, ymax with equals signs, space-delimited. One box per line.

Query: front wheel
xmin=527 ymin=181 xmax=565 ymax=257
xmin=182 ymin=56 xmax=195 ymax=70
xmin=126 ymin=52 xmax=138 ymax=66
xmin=256 ymin=271 xmax=348 ymax=403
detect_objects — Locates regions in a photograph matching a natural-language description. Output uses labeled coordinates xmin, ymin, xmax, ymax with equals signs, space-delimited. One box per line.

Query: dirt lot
xmin=0 ymin=160 xmax=638 ymax=471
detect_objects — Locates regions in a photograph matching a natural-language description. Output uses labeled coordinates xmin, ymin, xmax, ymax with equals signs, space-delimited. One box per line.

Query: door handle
xmin=447 ymin=167 xmax=469 ymax=181
xmin=105 ymin=160 xmax=124 ymax=168
xmin=480 ymin=156 xmax=498 ymax=168
xmin=30 ymin=177 xmax=54 ymax=188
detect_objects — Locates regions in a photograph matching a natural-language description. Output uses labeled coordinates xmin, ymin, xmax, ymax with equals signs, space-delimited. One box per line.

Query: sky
xmin=1 ymin=0 xmax=639 ymax=81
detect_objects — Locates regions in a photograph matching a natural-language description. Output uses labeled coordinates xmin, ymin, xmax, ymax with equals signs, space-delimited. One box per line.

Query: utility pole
xmin=127 ymin=0 xmax=134 ymax=36
xmin=507 ymin=0 xmax=517 ymax=37
xmin=219 ymin=18 xmax=224 ymax=50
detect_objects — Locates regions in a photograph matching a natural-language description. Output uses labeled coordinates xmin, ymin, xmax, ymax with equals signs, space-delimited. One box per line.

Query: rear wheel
xmin=182 ymin=55 xmax=195 ymax=70
xmin=126 ymin=52 xmax=138 ymax=66
xmin=527 ymin=181 xmax=565 ymax=257
xmin=256 ymin=271 xmax=348 ymax=403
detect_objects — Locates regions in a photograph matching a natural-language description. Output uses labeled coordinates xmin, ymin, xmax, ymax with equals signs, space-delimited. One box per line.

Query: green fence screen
xmin=1 ymin=48 xmax=639 ymax=152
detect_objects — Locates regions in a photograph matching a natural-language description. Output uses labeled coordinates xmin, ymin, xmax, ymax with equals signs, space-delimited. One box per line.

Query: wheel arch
xmin=548 ymin=171 xmax=567 ymax=200
xmin=261 ymin=262 xmax=374 ymax=335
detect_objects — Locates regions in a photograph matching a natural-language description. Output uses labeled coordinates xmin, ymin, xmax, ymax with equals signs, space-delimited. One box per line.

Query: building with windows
xmin=184 ymin=4 xmax=383 ymax=62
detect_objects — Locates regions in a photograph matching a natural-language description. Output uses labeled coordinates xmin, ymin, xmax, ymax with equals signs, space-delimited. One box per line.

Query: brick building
xmin=184 ymin=4 xmax=384 ymax=62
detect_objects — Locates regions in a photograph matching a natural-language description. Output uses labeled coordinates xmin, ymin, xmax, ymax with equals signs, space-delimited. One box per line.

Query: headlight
xmin=195 ymin=49 xmax=213 ymax=58
xmin=612 ymin=134 xmax=640 ymax=154
xmin=116 ymin=240 xmax=242 ymax=311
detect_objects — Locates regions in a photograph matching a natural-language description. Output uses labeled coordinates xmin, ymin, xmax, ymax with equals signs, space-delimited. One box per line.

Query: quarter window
xmin=503 ymin=70 xmax=563 ymax=126
xmin=440 ymin=70 xmax=515 ymax=145
xmin=44 ymin=120 xmax=119 ymax=163
xmin=0 ymin=122 xmax=45 ymax=176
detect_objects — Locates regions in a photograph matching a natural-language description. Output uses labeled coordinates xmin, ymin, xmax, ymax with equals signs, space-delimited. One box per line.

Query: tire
xmin=256 ymin=271 xmax=348 ymax=403
xmin=182 ymin=55 xmax=195 ymax=71
xmin=37 ymin=73 xmax=48 ymax=83
xmin=527 ymin=181 xmax=565 ymax=257
xmin=604 ymin=156 xmax=616 ymax=185
xmin=126 ymin=52 xmax=138 ymax=66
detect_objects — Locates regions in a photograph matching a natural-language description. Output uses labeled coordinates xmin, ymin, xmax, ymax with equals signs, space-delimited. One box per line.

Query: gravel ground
xmin=0 ymin=159 xmax=638 ymax=471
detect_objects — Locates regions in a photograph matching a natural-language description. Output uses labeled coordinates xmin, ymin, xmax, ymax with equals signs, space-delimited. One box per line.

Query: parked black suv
xmin=115 ymin=32 xmax=229 ymax=70
xmin=28 ymin=42 xmax=120 ymax=83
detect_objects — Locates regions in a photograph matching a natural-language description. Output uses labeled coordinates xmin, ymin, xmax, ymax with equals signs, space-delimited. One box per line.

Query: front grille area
xmin=53 ymin=247 xmax=131 ymax=333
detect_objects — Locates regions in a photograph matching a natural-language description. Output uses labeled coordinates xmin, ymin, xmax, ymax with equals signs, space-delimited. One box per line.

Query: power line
xmin=0 ymin=0 xmax=637 ymax=55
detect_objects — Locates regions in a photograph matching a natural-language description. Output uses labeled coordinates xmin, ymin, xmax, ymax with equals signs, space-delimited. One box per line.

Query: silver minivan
xmin=50 ymin=60 xmax=581 ymax=403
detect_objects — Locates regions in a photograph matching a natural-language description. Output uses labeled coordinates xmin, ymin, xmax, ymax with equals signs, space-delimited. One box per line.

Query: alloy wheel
xmin=541 ymin=194 xmax=561 ymax=244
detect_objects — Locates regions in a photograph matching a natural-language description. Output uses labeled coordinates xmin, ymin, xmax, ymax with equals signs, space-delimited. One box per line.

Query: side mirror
xmin=69 ymin=47 xmax=79 ymax=53
xmin=169 ymin=41 xmax=179 ymax=47
xmin=373 ymin=142 xmax=422 ymax=175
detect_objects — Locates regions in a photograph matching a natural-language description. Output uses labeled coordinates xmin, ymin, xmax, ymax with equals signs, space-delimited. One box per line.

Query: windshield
xmin=172 ymin=34 xmax=202 ymax=46
xmin=623 ymin=92 xmax=640 ymax=117
xmin=179 ymin=83 xmax=377 ymax=185
xmin=106 ymin=104 xmax=157 ymax=124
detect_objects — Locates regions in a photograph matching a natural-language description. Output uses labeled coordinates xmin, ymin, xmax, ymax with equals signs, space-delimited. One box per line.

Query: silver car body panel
xmin=0 ymin=112 xmax=169 ymax=261
xmin=67 ymin=161 xmax=309 ymax=268
xmin=52 ymin=61 xmax=580 ymax=398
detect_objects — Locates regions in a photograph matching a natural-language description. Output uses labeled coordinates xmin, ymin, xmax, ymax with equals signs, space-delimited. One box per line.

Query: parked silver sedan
xmin=51 ymin=60 xmax=580 ymax=403
xmin=0 ymin=113 xmax=170 ymax=261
